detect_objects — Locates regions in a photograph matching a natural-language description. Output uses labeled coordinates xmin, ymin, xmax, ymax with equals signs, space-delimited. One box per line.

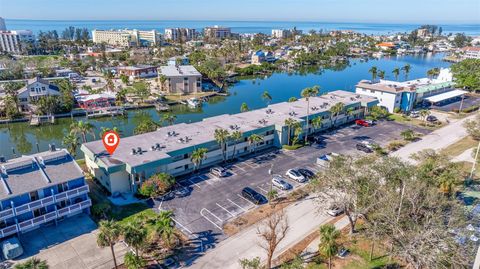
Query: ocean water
xmin=5 ymin=19 xmax=480 ymax=36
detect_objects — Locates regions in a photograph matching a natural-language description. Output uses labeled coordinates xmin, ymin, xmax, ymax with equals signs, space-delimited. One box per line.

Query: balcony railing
xmin=18 ymin=211 xmax=57 ymax=232
xmin=57 ymin=199 xmax=91 ymax=217
xmin=0 ymin=224 xmax=18 ymax=238
xmin=0 ymin=185 xmax=89 ymax=219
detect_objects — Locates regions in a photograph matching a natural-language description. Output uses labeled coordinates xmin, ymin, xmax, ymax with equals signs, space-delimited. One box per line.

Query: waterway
xmin=0 ymin=53 xmax=451 ymax=159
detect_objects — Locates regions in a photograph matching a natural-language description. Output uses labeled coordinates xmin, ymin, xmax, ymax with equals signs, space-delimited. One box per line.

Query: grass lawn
xmin=441 ymin=136 xmax=477 ymax=158
xmin=387 ymin=113 xmax=442 ymax=129
xmin=282 ymin=143 xmax=304 ymax=150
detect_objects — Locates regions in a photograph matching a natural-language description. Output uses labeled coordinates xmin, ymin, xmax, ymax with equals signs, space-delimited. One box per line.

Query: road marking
xmin=200 ymin=208 xmax=223 ymax=230
xmin=172 ymin=218 xmax=193 ymax=235
xmin=257 ymin=186 xmax=269 ymax=194
xmin=216 ymin=203 xmax=235 ymax=217
xmin=237 ymin=194 xmax=256 ymax=206
xmin=227 ymin=198 xmax=247 ymax=212
xmin=188 ymin=178 xmax=202 ymax=189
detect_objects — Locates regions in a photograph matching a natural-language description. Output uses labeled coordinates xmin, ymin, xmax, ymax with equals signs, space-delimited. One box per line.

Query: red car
xmin=355 ymin=119 xmax=371 ymax=127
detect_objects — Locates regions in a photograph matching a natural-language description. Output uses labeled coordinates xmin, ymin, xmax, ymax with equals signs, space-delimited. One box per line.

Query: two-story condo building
xmin=0 ymin=149 xmax=91 ymax=240
xmin=116 ymin=65 xmax=158 ymax=80
xmin=81 ymin=90 xmax=378 ymax=195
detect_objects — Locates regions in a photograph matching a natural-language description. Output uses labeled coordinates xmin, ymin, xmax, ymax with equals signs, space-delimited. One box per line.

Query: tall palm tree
xmin=70 ymin=120 xmax=96 ymax=143
xmin=240 ymin=102 xmax=249 ymax=112
xmin=261 ymin=90 xmax=272 ymax=106
xmin=123 ymin=252 xmax=146 ymax=269
xmin=301 ymin=85 xmax=320 ymax=144
xmin=100 ymin=126 xmax=121 ymax=138
xmin=420 ymin=109 xmax=430 ymax=122
xmin=229 ymin=131 xmax=243 ymax=160
xmin=392 ymin=67 xmax=400 ymax=81
xmin=162 ymin=113 xmax=176 ymax=126
xmin=329 ymin=102 xmax=345 ymax=127
xmin=368 ymin=66 xmax=378 ymax=82
xmin=311 ymin=116 xmax=323 ymax=131
xmin=318 ymin=224 xmax=340 ymax=269
xmin=378 ymin=70 xmax=386 ymax=80
xmin=214 ymin=128 xmax=230 ymax=163
xmin=97 ymin=220 xmax=121 ymax=269
xmin=248 ymin=134 xmax=264 ymax=155
xmin=402 ymin=64 xmax=411 ymax=80
xmin=152 ymin=210 xmax=176 ymax=249
xmin=191 ymin=148 xmax=208 ymax=173
xmin=122 ymin=223 xmax=147 ymax=257
xmin=62 ymin=133 xmax=80 ymax=157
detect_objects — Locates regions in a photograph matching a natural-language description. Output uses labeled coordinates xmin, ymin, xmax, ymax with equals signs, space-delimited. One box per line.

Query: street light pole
xmin=470 ymin=140 xmax=480 ymax=180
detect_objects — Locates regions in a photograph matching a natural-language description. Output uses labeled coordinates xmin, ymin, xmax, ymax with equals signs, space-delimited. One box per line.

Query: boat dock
xmin=30 ymin=115 xmax=55 ymax=126
xmin=86 ymin=107 xmax=126 ymax=118
xmin=154 ymin=102 xmax=170 ymax=112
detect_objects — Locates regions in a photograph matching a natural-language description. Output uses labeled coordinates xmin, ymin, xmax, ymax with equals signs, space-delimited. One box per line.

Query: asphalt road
xmin=153 ymin=120 xmax=430 ymax=248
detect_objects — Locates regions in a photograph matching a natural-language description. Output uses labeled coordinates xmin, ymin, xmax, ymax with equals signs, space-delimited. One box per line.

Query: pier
xmin=30 ymin=115 xmax=55 ymax=126
xmin=86 ymin=107 xmax=126 ymax=118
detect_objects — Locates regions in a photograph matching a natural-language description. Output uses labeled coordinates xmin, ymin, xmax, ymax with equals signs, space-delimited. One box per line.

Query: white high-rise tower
xmin=0 ymin=17 xmax=6 ymax=31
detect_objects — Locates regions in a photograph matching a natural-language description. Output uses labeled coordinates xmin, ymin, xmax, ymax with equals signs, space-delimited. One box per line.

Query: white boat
xmin=372 ymin=52 xmax=384 ymax=58
xmin=187 ymin=98 xmax=201 ymax=107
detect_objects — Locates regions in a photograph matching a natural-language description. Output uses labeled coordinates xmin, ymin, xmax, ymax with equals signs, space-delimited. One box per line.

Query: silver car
xmin=210 ymin=166 xmax=227 ymax=177
xmin=272 ymin=175 xmax=292 ymax=190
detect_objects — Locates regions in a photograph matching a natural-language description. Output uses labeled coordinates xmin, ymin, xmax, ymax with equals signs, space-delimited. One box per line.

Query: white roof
xmin=425 ymin=89 xmax=467 ymax=103
xmin=159 ymin=65 xmax=201 ymax=77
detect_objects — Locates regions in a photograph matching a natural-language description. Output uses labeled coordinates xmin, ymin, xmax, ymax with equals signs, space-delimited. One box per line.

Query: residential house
xmin=16 ymin=77 xmax=61 ymax=111
xmin=158 ymin=65 xmax=202 ymax=94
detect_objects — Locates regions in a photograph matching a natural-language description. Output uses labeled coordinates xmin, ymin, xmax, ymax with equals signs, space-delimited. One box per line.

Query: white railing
xmin=18 ymin=211 xmax=57 ymax=232
xmin=0 ymin=185 xmax=90 ymax=217
xmin=57 ymin=199 xmax=91 ymax=217
xmin=0 ymin=224 xmax=18 ymax=238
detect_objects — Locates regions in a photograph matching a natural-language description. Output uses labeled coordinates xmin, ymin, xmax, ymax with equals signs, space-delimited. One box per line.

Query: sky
xmin=0 ymin=0 xmax=479 ymax=23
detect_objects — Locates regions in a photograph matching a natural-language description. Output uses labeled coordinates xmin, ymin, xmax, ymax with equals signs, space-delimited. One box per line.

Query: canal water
xmin=0 ymin=53 xmax=451 ymax=159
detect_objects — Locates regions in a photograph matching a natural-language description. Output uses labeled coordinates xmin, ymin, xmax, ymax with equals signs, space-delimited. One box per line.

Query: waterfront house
xmin=16 ymin=77 xmax=61 ymax=112
xmin=76 ymin=92 xmax=116 ymax=109
xmin=158 ymin=65 xmax=202 ymax=94
xmin=375 ymin=42 xmax=398 ymax=51
xmin=117 ymin=65 xmax=158 ymax=80
xmin=80 ymin=90 xmax=378 ymax=195
xmin=0 ymin=148 xmax=91 ymax=240
xmin=460 ymin=46 xmax=480 ymax=60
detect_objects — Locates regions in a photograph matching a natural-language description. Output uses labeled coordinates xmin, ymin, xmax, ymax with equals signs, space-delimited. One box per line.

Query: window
xmin=370 ymin=90 xmax=375 ymax=93
xmin=29 ymin=191 xmax=39 ymax=201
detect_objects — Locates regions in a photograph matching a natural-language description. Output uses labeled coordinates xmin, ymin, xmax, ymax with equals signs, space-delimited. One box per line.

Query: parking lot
xmin=156 ymin=120 xmax=431 ymax=242
xmin=430 ymin=94 xmax=480 ymax=112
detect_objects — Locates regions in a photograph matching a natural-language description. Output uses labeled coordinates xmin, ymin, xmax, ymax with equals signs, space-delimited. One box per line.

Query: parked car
xmin=326 ymin=206 xmax=344 ymax=217
xmin=426 ymin=115 xmax=438 ymax=122
xmin=356 ymin=141 xmax=373 ymax=153
xmin=174 ymin=186 xmax=191 ymax=197
xmin=307 ymin=136 xmax=323 ymax=144
xmin=298 ymin=168 xmax=315 ymax=179
xmin=242 ymin=187 xmax=267 ymax=205
xmin=317 ymin=152 xmax=340 ymax=168
xmin=410 ymin=111 xmax=420 ymax=118
xmin=355 ymin=119 xmax=371 ymax=127
xmin=365 ymin=119 xmax=376 ymax=126
xmin=337 ymin=248 xmax=350 ymax=259
xmin=285 ymin=169 xmax=307 ymax=183
xmin=272 ymin=175 xmax=292 ymax=190
xmin=1 ymin=237 xmax=23 ymax=260
xmin=210 ymin=166 xmax=227 ymax=177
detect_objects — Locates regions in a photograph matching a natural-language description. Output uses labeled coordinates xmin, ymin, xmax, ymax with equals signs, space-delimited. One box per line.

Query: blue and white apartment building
xmin=0 ymin=149 xmax=91 ymax=240
xmin=81 ymin=90 xmax=378 ymax=195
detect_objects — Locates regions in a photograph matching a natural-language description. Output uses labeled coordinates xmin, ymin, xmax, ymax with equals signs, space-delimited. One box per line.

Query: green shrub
xmin=393 ymin=107 xmax=401 ymax=113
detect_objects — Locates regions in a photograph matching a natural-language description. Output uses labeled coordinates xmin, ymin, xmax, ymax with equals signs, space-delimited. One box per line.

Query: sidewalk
xmin=189 ymin=198 xmax=332 ymax=269
xmin=392 ymin=113 xmax=478 ymax=162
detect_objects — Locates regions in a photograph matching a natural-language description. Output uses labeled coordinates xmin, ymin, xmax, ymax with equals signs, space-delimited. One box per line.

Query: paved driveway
xmin=156 ymin=120 xmax=430 ymax=245
xmin=431 ymin=94 xmax=480 ymax=112
xmin=14 ymin=214 xmax=128 ymax=269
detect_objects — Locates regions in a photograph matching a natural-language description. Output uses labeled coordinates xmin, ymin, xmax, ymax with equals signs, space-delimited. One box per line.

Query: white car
xmin=210 ymin=166 xmax=227 ymax=177
xmin=272 ymin=175 xmax=292 ymax=190
xmin=326 ymin=206 xmax=344 ymax=217
xmin=285 ymin=169 xmax=306 ymax=183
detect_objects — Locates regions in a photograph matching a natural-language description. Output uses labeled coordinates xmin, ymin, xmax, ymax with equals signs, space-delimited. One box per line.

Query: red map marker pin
xmin=102 ymin=131 xmax=120 ymax=155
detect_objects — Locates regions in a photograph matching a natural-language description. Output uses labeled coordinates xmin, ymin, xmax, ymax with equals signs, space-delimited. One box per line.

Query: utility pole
xmin=470 ymin=140 xmax=480 ymax=180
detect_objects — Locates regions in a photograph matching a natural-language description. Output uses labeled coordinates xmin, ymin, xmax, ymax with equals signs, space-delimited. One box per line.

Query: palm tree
xmin=318 ymin=224 xmax=340 ymax=269
xmin=122 ymin=223 xmax=147 ymax=257
xmin=288 ymin=97 xmax=298 ymax=102
xmin=240 ymin=102 xmax=249 ymax=112
xmin=261 ymin=90 xmax=272 ymax=106
xmin=392 ymin=67 xmax=400 ymax=81
xmin=191 ymin=148 xmax=208 ymax=173
xmin=214 ymin=128 xmax=230 ymax=163
xmin=368 ymin=66 xmax=378 ymax=82
xmin=229 ymin=130 xmax=243 ymax=160
xmin=152 ymin=210 xmax=176 ymax=249
xmin=301 ymin=85 xmax=320 ymax=144
xmin=329 ymin=102 xmax=345 ymax=127
xmin=14 ymin=258 xmax=49 ymax=269
xmin=248 ymin=134 xmax=264 ymax=155
xmin=62 ymin=133 xmax=80 ymax=157
xmin=97 ymin=220 xmax=121 ymax=269
xmin=400 ymin=129 xmax=415 ymax=141
xmin=100 ymin=126 xmax=121 ymax=138
xmin=402 ymin=64 xmax=411 ymax=80
xmin=427 ymin=67 xmax=440 ymax=79
xmin=162 ymin=113 xmax=176 ymax=126
xmin=284 ymin=118 xmax=300 ymax=146
xmin=311 ymin=116 xmax=323 ymax=131
xmin=70 ymin=120 xmax=96 ymax=143
xmin=378 ymin=70 xmax=386 ymax=80
xmin=123 ymin=252 xmax=146 ymax=269
xmin=419 ymin=109 xmax=431 ymax=123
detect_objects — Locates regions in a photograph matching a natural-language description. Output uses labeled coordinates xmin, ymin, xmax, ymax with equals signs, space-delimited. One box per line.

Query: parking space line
xmin=237 ymin=194 xmax=256 ymax=206
xmin=188 ymin=178 xmax=202 ymax=189
xmin=227 ymin=198 xmax=247 ymax=212
xmin=201 ymin=208 xmax=222 ymax=222
xmin=172 ymin=218 xmax=193 ymax=235
xmin=200 ymin=208 xmax=223 ymax=230
xmin=257 ymin=186 xmax=268 ymax=194
xmin=216 ymin=203 xmax=236 ymax=217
